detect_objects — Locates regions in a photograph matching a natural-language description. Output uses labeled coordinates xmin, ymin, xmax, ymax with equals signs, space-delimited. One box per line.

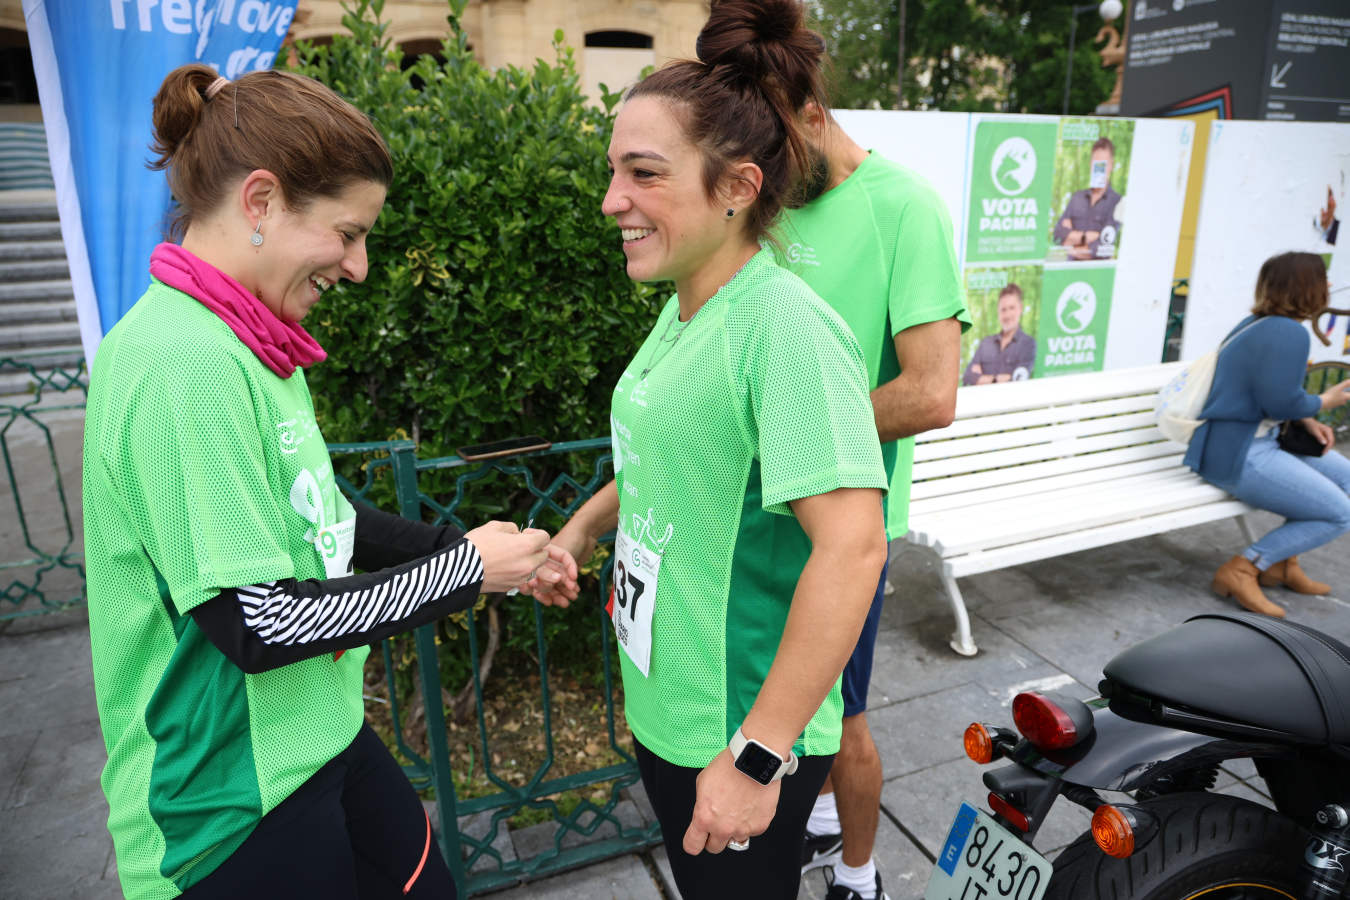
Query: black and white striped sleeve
xmin=189 ymin=537 xmax=484 ymax=674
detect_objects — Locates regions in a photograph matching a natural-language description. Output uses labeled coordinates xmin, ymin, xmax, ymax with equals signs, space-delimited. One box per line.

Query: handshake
xmin=465 ymin=521 xmax=581 ymax=602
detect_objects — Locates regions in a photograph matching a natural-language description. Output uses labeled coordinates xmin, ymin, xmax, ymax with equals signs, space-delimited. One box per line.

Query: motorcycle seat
xmin=1102 ymin=612 xmax=1350 ymax=745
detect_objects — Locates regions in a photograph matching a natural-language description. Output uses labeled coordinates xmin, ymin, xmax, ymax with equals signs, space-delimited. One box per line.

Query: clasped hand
xmin=681 ymin=749 xmax=779 ymax=855
xmin=465 ymin=522 xmax=580 ymax=598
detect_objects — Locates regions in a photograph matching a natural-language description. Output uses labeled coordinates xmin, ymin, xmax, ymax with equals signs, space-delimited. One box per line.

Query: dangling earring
xmin=250 ymin=221 xmax=263 ymax=247
xmin=725 ymin=208 xmax=735 ymax=219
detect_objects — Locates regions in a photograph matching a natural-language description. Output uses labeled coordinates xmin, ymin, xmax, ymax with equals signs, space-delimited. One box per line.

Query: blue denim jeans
xmin=1224 ymin=431 xmax=1350 ymax=570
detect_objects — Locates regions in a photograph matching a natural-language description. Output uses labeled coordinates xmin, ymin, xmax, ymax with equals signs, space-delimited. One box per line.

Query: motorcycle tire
xmin=1044 ymin=791 xmax=1314 ymax=900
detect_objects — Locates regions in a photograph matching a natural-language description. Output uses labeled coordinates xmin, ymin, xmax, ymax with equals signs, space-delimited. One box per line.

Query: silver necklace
xmin=638 ymin=254 xmax=754 ymax=380
xmin=640 ymin=313 xmax=690 ymax=379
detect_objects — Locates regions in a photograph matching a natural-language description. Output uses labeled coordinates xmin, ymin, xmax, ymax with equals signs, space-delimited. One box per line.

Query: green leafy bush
xmin=291 ymin=2 xmax=658 ymax=457
xmin=287 ymin=1 xmax=662 ymax=690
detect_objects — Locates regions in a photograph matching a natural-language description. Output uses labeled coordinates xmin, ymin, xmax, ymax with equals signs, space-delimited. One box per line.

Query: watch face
xmin=733 ymin=740 xmax=782 ymax=785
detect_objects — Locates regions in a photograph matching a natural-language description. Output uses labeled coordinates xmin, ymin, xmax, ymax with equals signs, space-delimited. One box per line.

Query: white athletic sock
xmin=833 ymin=858 xmax=877 ymax=899
xmin=807 ymin=790 xmax=839 ymax=835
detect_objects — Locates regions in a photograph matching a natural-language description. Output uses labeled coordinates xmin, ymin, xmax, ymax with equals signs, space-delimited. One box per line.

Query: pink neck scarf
xmin=149 ymin=242 xmax=326 ymax=378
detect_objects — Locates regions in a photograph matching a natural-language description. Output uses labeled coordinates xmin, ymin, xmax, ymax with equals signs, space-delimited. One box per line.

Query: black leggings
xmin=635 ymin=738 xmax=834 ymax=899
xmin=183 ymin=723 xmax=456 ymax=899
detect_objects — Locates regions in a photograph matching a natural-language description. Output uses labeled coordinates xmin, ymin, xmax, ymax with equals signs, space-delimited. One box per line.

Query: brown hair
xmin=149 ymin=65 xmax=393 ymax=239
xmin=998 ymin=283 xmax=1024 ymax=304
xmin=1091 ymin=137 xmax=1115 ymax=157
xmin=1252 ymin=252 xmax=1329 ymax=331
xmin=625 ymin=0 xmax=827 ymax=240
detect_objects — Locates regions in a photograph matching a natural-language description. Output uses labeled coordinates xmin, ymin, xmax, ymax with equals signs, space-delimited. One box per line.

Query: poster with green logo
xmin=960 ymin=265 xmax=1043 ymax=385
xmin=965 ymin=119 xmax=1058 ymax=264
xmin=1035 ymin=265 xmax=1116 ymax=376
xmin=1046 ymin=118 xmax=1135 ymax=263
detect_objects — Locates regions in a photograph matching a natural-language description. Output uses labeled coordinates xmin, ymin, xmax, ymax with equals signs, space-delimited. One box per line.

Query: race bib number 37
xmin=611 ymin=528 xmax=660 ymax=677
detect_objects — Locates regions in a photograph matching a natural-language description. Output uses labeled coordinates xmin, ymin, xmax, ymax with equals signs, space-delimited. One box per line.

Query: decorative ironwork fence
xmin=1 ymin=354 xmax=88 ymax=619
xmin=326 ymin=437 xmax=660 ymax=893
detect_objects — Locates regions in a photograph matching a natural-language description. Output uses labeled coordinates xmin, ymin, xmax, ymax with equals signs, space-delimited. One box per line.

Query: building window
xmin=584 ymin=31 xmax=653 ymax=50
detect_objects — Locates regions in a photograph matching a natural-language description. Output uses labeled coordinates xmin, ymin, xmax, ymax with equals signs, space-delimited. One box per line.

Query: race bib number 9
xmin=317 ymin=516 xmax=355 ymax=580
xmin=612 ymin=528 xmax=660 ymax=677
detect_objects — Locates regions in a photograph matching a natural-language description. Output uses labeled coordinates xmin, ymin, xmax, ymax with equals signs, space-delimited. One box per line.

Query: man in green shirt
xmin=776 ymin=108 xmax=969 ymax=900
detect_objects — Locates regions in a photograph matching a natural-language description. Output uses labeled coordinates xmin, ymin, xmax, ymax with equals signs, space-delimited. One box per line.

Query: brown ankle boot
xmin=1212 ymin=556 xmax=1286 ymax=617
xmin=1257 ymin=556 xmax=1330 ymax=595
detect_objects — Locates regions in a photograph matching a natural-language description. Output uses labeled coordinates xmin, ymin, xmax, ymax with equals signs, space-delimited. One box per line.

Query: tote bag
xmin=1154 ymin=319 xmax=1260 ymax=445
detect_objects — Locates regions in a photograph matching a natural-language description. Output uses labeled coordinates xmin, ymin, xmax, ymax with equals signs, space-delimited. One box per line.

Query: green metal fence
xmin=0 ymin=354 xmax=659 ymax=893
xmin=1 ymin=355 xmax=88 ymax=619
xmin=326 ymin=437 xmax=660 ymax=893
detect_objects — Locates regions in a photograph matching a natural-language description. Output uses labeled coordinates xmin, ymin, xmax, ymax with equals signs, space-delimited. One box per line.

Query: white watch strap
xmin=730 ymin=726 xmax=799 ymax=781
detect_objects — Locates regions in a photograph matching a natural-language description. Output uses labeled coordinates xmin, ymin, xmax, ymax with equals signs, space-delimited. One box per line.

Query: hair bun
xmin=696 ymin=0 xmax=821 ymax=75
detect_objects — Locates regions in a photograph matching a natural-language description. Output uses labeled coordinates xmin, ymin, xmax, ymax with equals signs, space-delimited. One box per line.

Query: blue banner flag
xmin=24 ymin=0 xmax=298 ymax=359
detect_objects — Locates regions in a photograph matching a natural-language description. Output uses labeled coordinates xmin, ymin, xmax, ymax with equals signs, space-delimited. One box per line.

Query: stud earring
xmin=250 ymin=221 xmax=263 ymax=247
xmin=725 ymin=208 xmax=735 ymax=218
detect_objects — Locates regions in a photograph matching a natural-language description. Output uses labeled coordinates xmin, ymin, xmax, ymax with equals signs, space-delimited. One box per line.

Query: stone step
xmin=0 ymin=259 xmax=70 ymax=282
xmin=0 ymin=221 xmax=61 ymax=241
xmin=0 ymin=240 xmax=68 ymax=263
xmin=0 ymin=344 xmax=84 ymax=373
xmin=0 ymin=321 xmax=81 ymax=350
xmin=0 ymin=203 xmax=59 ymax=223
xmin=0 ymin=279 xmax=73 ymax=303
xmin=0 ymin=300 xmax=78 ymax=325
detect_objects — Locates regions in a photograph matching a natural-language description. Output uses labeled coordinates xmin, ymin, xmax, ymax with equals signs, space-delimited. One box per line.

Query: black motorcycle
xmin=923 ymin=611 xmax=1350 ymax=900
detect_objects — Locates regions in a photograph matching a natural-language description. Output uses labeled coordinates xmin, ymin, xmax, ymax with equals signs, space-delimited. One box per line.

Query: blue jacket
xmin=1184 ymin=314 xmax=1321 ymax=488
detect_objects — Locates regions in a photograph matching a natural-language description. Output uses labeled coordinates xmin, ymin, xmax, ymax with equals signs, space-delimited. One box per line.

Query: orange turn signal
xmin=964 ymin=723 xmax=994 ymax=764
xmin=1091 ymin=805 xmax=1135 ymax=858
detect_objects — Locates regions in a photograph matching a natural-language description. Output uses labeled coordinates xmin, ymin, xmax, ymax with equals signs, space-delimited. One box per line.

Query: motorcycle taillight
xmin=1011 ymin=691 xmax=1089 ymax=750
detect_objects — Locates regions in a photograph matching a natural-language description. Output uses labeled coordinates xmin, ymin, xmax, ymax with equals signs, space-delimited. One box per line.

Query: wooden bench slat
xmin=934 ymin=500 xmax=1252 ymax=578
xmin=912 ymin=471 xmax=1207 ymax=550
xmin=914 ymin=410 xmax=1159 ymax=462
xmin=910 ymin=442 xmax=1181 ymax=500
xmin=946 ymin=362 xmax=1184 ymax=418
xmin=914 ymin=426 xmax=1166 ymax=481
xmin=918 ymin=394 xmax=1159 ymax=443
xmin=924 ymin=478 xmax=1229 ymax=556
xmin=909 ymin=461 xmax=1198 ymax=518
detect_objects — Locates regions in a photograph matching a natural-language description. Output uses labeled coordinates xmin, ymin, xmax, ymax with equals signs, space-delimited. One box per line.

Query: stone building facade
xmin=291 ymin=0 xmax=706 ymax=104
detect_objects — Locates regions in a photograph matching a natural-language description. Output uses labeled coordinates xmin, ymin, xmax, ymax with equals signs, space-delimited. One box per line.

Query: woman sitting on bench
xmin=1186 ymin=251 xmax=1350 ymax=617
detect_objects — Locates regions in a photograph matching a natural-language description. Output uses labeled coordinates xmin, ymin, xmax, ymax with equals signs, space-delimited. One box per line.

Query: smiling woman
xmin=81 ymin=64 xmax=577 ymax=900
xmin=530 ymin=1 xmax=890 ymax=896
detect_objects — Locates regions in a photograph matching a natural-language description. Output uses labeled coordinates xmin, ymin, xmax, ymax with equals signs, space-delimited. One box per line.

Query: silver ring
xmin=728 ymin=838 xmax=750 ymax=852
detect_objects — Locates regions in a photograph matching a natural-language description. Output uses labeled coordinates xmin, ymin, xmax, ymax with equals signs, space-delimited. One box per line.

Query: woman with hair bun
xmin=529 ymin=0 xmax=889 ymax=894
xmin=83 ymin=64 xmax=576 ymax=899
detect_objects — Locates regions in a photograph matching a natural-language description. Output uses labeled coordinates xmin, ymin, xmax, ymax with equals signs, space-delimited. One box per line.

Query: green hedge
xmin=286 ymin=1 xmax=663 ymax=689
xmin=290 ymin=1 xmax=660 ymax=460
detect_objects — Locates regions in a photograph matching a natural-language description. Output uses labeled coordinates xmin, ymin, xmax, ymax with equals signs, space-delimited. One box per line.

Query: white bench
xmin=904 ymin=361 xmax=1255 ymax=656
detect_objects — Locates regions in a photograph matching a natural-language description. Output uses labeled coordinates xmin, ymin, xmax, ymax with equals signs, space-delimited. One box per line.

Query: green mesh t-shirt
xmin=777 ymin=152 xmax=969 ymax=538
xmin=83 ymin=282 xmax=364 ymax=898
xmin=609 ymin=248 xmax=887 ymax=768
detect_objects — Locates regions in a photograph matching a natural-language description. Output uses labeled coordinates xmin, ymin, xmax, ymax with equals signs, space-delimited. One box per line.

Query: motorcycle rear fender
xmin=1004 ymin=705 xmax=1292 ymax=793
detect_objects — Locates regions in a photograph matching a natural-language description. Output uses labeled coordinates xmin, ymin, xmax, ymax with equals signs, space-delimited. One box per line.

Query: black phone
xmin=456 ymin=435 xmax=552 ymax=461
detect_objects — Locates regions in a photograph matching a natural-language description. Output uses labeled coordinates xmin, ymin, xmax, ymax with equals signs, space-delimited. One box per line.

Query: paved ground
xmin=4 ymin=397 xmax=1350 ymax=898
